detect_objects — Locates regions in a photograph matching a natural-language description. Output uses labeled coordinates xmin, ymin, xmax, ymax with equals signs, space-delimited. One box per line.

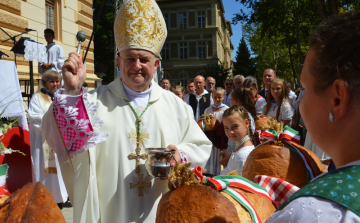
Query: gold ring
xmin=65 ymin=59 xmax=69 ymax=63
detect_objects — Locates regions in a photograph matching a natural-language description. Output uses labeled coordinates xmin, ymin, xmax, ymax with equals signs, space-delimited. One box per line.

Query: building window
xmin=161 ymin=43 xmax=169 ymax=60
xmin=45 ymin=0 xmax=62 ymax=42
xmin=179 ymin=12 xmax=187 ymax=29
xmin=179 ymin=72 xmax=188 ymax=87
xmin=46 ymin=0 xmax=54 ymax=30
xmin=179 ymin=43 xmax=187 ymax=59
xmin=198 ymin=11 xmax=205 ymax=28
xmin=164 ymin=14 xmax=169 ymax=29
xmin=198 ymin=42 xmax=206 ymax=59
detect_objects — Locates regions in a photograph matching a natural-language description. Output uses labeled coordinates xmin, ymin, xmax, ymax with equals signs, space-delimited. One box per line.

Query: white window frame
xmin=197 ymin=11 xmax=205 ymax=28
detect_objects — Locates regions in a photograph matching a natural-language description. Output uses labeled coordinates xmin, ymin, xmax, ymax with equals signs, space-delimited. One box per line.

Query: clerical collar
xmin=212 ymin=103 xmax=226 ymax=108
xmin=122 ymin=81 xmax=152 ymax=106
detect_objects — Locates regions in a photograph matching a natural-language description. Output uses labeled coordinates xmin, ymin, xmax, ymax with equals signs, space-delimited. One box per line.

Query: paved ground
xmin=61 ymin=202 xmax=73 ymax=223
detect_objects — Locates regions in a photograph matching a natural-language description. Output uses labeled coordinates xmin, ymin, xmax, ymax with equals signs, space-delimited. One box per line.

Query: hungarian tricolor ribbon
xmin=193 ymin=166 xmax=270 ymax=223
xmin=259 ymin=126 xmax=316 ymax=181
xmin=260 ymin=125 xmax=300 ymax=144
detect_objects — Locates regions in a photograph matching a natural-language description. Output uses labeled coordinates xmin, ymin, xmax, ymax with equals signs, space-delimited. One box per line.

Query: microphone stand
xmin=0 ymin=27 xmax=27 ymax=66
xmin=0 ymin=50 xmax=9 ymax=60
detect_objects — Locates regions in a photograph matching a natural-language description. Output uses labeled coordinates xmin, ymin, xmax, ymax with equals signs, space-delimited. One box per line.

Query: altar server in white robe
xmin=28 ymin=70 xmax=68 ymax=206
xmin=41 ymin=0 xmax=212 ymax=222
xmin=38 ymin=29 xmax=65 ymax=76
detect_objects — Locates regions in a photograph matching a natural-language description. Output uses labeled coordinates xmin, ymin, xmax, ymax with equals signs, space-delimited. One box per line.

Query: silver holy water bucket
xmin=145 ymin=148 xmax=176 ymax=179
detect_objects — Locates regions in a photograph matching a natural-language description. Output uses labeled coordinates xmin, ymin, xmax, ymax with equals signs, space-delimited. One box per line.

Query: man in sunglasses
xmin=224 ymin=79 xmax=234 ymax=107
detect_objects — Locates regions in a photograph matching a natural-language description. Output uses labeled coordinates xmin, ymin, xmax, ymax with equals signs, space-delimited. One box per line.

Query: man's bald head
xmin=194 ymin=75 xmax=205 ymax=95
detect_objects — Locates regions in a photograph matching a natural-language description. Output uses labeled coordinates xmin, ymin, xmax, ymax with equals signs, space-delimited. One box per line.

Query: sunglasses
xmin=225 ymin=83 xmax=233 ymax=86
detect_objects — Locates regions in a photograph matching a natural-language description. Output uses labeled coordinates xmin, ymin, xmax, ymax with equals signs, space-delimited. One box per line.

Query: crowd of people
xmin=24 ymin=1 xmax=360 ymax=221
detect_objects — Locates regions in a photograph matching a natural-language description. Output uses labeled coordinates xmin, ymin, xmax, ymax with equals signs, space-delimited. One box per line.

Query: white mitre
xmin=114 ymin=0 xmax=167 ymax=58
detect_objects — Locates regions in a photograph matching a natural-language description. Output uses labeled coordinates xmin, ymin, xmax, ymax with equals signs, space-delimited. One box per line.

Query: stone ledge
xmin=78 ymin=25 xmax=93 ymax=40
xmin=84 ymin=50 xmax=94 ymax=63
xmin=78 ymin=0 xmax=92 ymax=8
xmin=85 ymin=61 xmax=94 ymax=73
xmin=0 ymin=9 xmax=28 ymax=32
xmin=78 ymin=2 xmax=93 ymax=19
xmin=74 ymin=11 xmax=93 ymax=30
xmin=0 ymin=0 xmax=21 ymax=15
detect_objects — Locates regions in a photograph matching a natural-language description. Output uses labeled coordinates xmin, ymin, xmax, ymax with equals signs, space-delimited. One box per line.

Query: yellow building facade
xmin=156 ymin=0 xmax=233 ymax=86
xmin=0 ymin=0 xmax=99 ymax=92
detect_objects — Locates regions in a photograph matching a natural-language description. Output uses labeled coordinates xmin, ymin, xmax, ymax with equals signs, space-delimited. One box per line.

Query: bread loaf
xmin=156 ymin=184 xmax=275 ymax=223
xmin=0 ymin=182 xmax=66 ymax=223
xmin=242 ymin=142 xmax=324 ymax=188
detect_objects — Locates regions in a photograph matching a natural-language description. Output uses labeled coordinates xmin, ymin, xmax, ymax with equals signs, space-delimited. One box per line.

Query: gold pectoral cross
xmin=130 ymin=174 xmax=152 ymax=197
xmin=128 ymin=152 xmax=147 ymax=173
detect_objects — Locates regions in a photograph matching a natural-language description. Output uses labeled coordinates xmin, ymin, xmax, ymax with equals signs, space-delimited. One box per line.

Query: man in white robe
xmin=38 ymin=29 xmax=65 ymax=75
xmin=41 ymin=0 xmax=212 ymax=222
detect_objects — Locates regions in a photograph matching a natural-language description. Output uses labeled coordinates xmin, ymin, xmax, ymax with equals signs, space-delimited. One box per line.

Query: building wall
xmin=156 ymin=0 xmax=233 ymax=86
xmin=0 ymin=0 xmax=99 ymax=94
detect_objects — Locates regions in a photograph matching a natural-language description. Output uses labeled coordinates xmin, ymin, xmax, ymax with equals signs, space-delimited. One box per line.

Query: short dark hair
xmin=263 ymin=68 xmax=276 ymax=76
xmin=309 ymin=10 xmax=360 ymax=99
xmin=187 ymin=79 xmax=194 ymax=84
xmin=161 ymin=78 xmax=170 ymax=83
xmin=44 ymin=29 xmax=55 ymax=36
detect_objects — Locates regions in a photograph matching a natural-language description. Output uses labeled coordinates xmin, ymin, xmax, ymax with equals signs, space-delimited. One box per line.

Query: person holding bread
xmin=267 ymin=10 xmax=360 ymax=222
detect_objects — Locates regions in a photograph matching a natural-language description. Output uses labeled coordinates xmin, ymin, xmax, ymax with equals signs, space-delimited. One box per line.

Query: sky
xmin=222 ymin=0 xmax=249 ymax=60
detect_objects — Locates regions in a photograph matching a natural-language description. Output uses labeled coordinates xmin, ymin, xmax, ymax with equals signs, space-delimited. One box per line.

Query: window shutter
xmin=170 ymin=42 xmax=178 ymax=58
xmin=189 ymin=11 xmax=195 ymax=27
xmin=207 ymin=41 xmax=213 ymax=57
xmin=189 ymin=42 xmax=196 ymax=57
xmin=170 ymin=13 xmax=177 ymax=28
xmin=207 ymin=10 xmax=212 ymax=26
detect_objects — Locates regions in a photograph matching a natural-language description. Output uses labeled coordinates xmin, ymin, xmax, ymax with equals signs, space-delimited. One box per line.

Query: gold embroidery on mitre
xmin=114 ymin=0 xmax=167 ymax=58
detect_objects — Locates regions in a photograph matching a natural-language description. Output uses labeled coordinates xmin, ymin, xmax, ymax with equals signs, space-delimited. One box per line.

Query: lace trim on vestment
xmin=53 ymin=87 xmax=108 ymax=156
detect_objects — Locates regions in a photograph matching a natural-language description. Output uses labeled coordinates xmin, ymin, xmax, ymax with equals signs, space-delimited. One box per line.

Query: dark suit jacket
xmin=258 ymin=88 xmax=266 ymax=98
xmin=189 ymin=93 xmax=211 ymax=118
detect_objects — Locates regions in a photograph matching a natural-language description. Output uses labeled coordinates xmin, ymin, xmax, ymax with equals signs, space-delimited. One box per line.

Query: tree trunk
xmin=288 ymin=43 xmax=297 ymax=87
xmin=329 ymin=0 xmax=338 ymax=17
xmin=315 ymin=0 xmax=327 ymax=22
xmin=295 ymin=1 xmax=304 ymax=65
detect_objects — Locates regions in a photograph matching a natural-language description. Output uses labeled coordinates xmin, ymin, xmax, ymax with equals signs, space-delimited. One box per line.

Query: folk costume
xmin=267 ymin=160 xmax=360 ymax=222
xmin=189 ymin=90 xmax=213 ymax=120
xmin=204 ymin=104 xmax=229 ymax=175
xmin=28 ymin=93 xmax=68 ymax=203
xmin=38 ymin=42 xmax=65 ymax=75
xmin=262 ymin=99 xmax=294 ymax=123
xmin=41 ymin=1 xmax=212 ymax=222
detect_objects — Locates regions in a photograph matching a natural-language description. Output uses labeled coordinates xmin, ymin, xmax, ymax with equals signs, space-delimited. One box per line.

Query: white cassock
xmin=38 ymin=42 xmax=65 ymax=75
xmin=42 ymin=77 xmax=212 ymax=223
xmin=28 ymin=93 xmax=68 ymax=203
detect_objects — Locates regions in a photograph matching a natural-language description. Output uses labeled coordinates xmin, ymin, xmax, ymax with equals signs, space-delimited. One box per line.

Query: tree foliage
xmin=232 ymin=0 xmax=359 ymax=87
xmin=204 ymin=62 xmax=231 ymax=87
xmin=233 ymin=37 xmax=255 ymax=77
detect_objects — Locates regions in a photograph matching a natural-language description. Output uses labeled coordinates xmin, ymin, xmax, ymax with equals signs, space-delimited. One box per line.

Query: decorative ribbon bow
xmin=193 ymin=166 xmax=269 ymax=223
xmin=260 ymin=126 xmax=316 ymax=181
xmin=198 ymin=113 xmax=214 ymax=131
xmin=260 ymin=125 xmax=300 ymax=144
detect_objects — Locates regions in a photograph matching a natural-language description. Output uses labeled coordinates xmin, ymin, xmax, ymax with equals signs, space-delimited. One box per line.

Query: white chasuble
xmin=28 ymin=93 xmax=68 ymax=203
xmin=42 ymin=77 xmax=212 ymax=223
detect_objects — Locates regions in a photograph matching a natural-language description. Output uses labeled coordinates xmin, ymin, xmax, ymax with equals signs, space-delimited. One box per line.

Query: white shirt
xmin=224 ymin=92 xmax=232 ymax=107
xmin=221 ymin=145 xmax=255 ymax=176
xmin=184 ymin=94 xmax=190 ymax=104
xmin=123 ymin=82 xmax=152 ymax=106
xmin=267 ymin=160 xmax=360 ymax=223
xmin=263 ymin=100 xmax=294 ymax=122
xmin=193 ymin=89 xmax=214 ymax=120
xmin=38 ymin=42 xmax=65 ymax=75
xmin=255 ymin=97 xmax=267 ymax=114
xmin=289 ymin=90 xmax=297 ymax=106
xmin=204 ymin=105 xmax=229 ymax=123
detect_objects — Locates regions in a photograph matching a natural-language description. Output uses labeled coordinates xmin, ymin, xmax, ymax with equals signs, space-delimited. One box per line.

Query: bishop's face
xmin=117 ymin=49 xmax=160 ymax=92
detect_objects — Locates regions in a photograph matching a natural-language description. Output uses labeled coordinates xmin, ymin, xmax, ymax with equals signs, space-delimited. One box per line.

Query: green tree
xmin=204 ymin=62 xmax=231 ymax=87
xmin=233 ymin=37 xmax=255 ymax=77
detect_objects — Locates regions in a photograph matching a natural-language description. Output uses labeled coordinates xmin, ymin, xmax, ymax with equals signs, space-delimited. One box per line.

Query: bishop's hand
xmin=165 ymin=144 xmax=181 ymax=167
xmin=62 ymin=52 xmax=86 ymax=95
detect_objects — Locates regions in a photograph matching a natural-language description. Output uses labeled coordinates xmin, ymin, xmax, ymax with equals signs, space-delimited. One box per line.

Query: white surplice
xmin=38 ymin=42 xmax=65 ymax=75
xmin=41 ymin=77 xmax=212 ymax=223
xmin=28 ymin=93 xmax=68 ymax=203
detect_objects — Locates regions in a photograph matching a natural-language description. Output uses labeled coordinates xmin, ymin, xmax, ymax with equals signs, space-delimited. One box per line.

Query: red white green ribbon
xmin=283 ymin=140 xmax=316 ymax=180
xmin=259 ymin=126 xmax=315 ymax=181
xmin=193 ymin=166 xmax=268 ymax=223
xmin=260 ymin=125 xmax=300 ymax=144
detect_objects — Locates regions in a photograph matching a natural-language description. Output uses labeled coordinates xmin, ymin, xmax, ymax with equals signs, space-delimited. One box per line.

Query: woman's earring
xmin=329 ymin=112 xmax=334 ymax=122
